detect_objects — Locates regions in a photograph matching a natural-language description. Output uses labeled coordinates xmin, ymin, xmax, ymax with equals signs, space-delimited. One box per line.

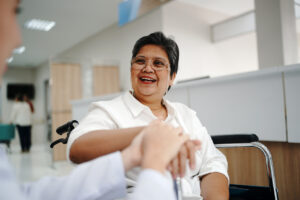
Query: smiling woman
xmin=67 ymin=32 xmax=229 ymax=199
xmin=130 ymin=44 xmax=175 ymax=111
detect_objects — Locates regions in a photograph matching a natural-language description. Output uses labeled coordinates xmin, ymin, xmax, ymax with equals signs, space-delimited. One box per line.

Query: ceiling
xmin=12 ymin=0 xmax=121 ymax=67
xmin=10 ymin=0 xmax=256 ymax=68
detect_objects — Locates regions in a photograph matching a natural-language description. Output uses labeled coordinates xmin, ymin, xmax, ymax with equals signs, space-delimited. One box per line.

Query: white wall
xmin=162 ymin=1 xmax=259 ymax=81
xmin=55 ymin=1 xmax=260 ymax=93
xmin=33 ymin=63 xmax=50 ymax=145
xmin=58 ymin=8 xmax=163 ymax=93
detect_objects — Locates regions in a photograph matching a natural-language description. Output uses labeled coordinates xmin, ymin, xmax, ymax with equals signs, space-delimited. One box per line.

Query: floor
xmin=6 ymin=143 xmax=74 ymax=183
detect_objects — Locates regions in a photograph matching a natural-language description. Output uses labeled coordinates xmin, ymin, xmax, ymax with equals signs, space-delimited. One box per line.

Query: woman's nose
xmin=143 ymin=60 xmax=154 ymax=72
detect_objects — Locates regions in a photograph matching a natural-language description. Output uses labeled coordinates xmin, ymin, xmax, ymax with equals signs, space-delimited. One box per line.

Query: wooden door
xmin=93 ymin=66 xmax=120 ymax=96
xmin=51 ymin=63 xmax=82 ymax=161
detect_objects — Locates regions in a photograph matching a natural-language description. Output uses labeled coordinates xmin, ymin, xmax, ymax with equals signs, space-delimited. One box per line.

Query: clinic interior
xmin=1 ymin=0 xmax=300 ymax=200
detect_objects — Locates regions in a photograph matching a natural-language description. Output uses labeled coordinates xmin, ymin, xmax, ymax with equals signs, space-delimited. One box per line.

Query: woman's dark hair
xmin=132 ymin=32 xmax=179 ymax=78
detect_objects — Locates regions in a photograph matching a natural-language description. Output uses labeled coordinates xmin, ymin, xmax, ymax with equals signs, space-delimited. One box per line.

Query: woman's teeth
xmin=140 ymin=77 xmax=156 ymax=82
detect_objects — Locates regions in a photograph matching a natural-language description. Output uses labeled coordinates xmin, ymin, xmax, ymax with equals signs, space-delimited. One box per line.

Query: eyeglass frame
xmin=131 ymin=56 xmax=170 ymax=71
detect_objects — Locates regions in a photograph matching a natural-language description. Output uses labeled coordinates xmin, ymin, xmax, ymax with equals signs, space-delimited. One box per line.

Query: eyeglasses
xmin=131 ymin=57 xmax=170 ymax=71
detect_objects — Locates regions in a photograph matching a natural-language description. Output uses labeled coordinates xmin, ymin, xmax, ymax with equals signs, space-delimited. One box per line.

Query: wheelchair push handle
xmin=211 ymin=134 xmax=259 ymax=144
xmin=50 ymin=120 xmax=78 ymax=148
xmin=56 ymin=120 xmax=79 ymax=135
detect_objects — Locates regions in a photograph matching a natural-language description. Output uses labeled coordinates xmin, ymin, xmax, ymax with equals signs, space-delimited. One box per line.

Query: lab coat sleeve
xmin=129 ymin=169 xmax=176 ymax=200
xmin=0 ymin=146 xmax=28 ymax=200
xmin=21 ymin=152 xmax=127 ymax=200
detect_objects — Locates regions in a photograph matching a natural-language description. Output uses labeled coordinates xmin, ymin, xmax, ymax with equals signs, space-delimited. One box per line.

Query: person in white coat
xmin=10 ymin=94 xmax=32 ymax=152
xmin=1 ymin=120 xmax=192 ymax=200
xmin=0 ymin=1 xmax=199 ymax=199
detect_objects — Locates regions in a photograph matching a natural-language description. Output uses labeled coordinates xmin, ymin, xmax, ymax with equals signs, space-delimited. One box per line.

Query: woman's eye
xmin=135 ymin=59 xmax=145 ymax=64
xmin=154 ymin=60 xmax=165 ymax=67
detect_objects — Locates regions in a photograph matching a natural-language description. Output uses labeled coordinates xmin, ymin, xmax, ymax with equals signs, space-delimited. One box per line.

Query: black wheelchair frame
xmin=211 ymin=134 xmax=279 ymax=200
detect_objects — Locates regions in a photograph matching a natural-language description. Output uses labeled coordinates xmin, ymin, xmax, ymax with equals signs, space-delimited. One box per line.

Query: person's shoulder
xmin=167 ymin=100 xmax=195 ymax=113
xmin=91 ymin=93 xmax=125 ymax=110
xmin=14 ymin=102 xmax=23 ymax=108
xmin=167 ymin=100 xmax=204 ymax=131
xmin=22 ymin=102 xmax=31 ymax=109
xmin=167 ymin=101 xmax=196 ymax=116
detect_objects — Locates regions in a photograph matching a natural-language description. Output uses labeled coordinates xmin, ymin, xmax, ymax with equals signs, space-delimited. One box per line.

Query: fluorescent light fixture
xmin=13 ymin=46 xmax=26 ymax=54
xmin=25 ymin=19 xmax=56 ymax=31
xmin=6 ymin=57 xmax=13 ymax=63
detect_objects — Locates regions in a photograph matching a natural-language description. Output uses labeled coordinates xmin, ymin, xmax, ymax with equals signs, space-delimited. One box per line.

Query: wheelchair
xmin=211 ymin=134 xmax=279 ymax=200
xmin=51 ymin=120 xmax=279 ymax=200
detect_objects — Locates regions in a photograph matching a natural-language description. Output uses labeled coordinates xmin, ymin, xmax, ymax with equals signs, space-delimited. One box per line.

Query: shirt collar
xmin=123 ymin=91 xmax=150 ymax=118
xmin=163 ymin=99 xmax=176 ymax=120
xmin=123 ymin=91 xmax=176 ymax=119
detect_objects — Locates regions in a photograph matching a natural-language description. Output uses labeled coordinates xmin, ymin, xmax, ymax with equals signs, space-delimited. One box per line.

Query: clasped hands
xmin=122 ymin=120 xmax=201 ymax=178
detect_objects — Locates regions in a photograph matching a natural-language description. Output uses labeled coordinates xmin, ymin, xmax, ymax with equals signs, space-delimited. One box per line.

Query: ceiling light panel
xmin=25 ymin=19 xmax=56 ymax=31
xmin=6 ymin=57 xmax=14 ymax=63
xmin=13 ymin=46 xmax=26 ymax=54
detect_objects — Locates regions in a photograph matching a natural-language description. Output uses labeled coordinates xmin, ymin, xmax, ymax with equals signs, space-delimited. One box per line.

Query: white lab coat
xmin=0 ymin=147 xmax=176 ymax=200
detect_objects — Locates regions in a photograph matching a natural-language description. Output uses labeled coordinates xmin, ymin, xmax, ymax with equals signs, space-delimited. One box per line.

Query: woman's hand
xmin=141 ymin=121 xmax=188 ymax=173
xmin=168 ymin=139 xmax=201 ymax=178
xmin=122 ymin=120 xmax=191 ymax=174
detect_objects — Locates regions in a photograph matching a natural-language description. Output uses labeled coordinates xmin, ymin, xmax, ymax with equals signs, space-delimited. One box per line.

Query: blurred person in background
xmin=10 ymin=94 xmax=32 ymax=152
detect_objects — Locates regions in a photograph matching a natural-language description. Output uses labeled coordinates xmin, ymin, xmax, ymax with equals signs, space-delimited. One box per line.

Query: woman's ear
xmin=169 ymin=73 xmax=176 ymax=86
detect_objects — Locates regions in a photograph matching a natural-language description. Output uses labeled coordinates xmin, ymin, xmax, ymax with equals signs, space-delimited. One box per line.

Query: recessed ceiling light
xmin=13 ymin=46 xmax=26 ymax=54
xmin=6 ymin=57 xmax=13 ymax=63
xmin=25 ymin=19 xmax=56 ymax=32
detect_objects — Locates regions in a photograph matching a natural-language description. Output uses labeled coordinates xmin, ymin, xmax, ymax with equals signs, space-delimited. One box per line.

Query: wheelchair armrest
xmin=211 ymin=134 xmax=259 ymax=144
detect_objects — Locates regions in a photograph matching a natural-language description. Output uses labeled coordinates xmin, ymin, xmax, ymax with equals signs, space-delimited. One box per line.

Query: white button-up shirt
xmin=67 ymin=91 xmax=228 ymax=199
xmin=10 ymin=102 xmax=32 ymax=126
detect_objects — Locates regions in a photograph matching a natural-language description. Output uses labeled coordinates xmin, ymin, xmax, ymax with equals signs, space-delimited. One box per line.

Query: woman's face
xmin=131 ymin=44 xmax=176 ymax=101
xmin=0 ymin=0 xmax=22 ymax=81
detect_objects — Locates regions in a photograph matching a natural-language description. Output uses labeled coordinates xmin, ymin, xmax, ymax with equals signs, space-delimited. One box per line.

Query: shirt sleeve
xmin=21 ymin=152 xmax=127 ymax=200
xmin=129 ymin=169 xmax=176 ymax=200
xmin=67 ymin=105 xmax=117 ymax=161
xmin=191 ymin=115 xmax=229 ymax=181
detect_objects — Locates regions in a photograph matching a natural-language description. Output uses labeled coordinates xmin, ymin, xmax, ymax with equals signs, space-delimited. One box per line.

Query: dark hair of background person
xmin=131 ymin=32 xmax=179 ymax=79
xmin=15 ymin=94 xmax=23 ymax=102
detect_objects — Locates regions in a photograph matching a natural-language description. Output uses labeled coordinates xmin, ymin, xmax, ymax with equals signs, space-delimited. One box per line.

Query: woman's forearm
xmin=200 ymin=172 xmax=229 ymax=200
xmin=69 ymin=126 xmax=144 ymax=163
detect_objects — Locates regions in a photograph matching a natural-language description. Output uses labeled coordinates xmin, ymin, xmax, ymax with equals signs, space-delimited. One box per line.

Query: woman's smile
xmin=139 ymin=75 xmax=157 ymax=84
